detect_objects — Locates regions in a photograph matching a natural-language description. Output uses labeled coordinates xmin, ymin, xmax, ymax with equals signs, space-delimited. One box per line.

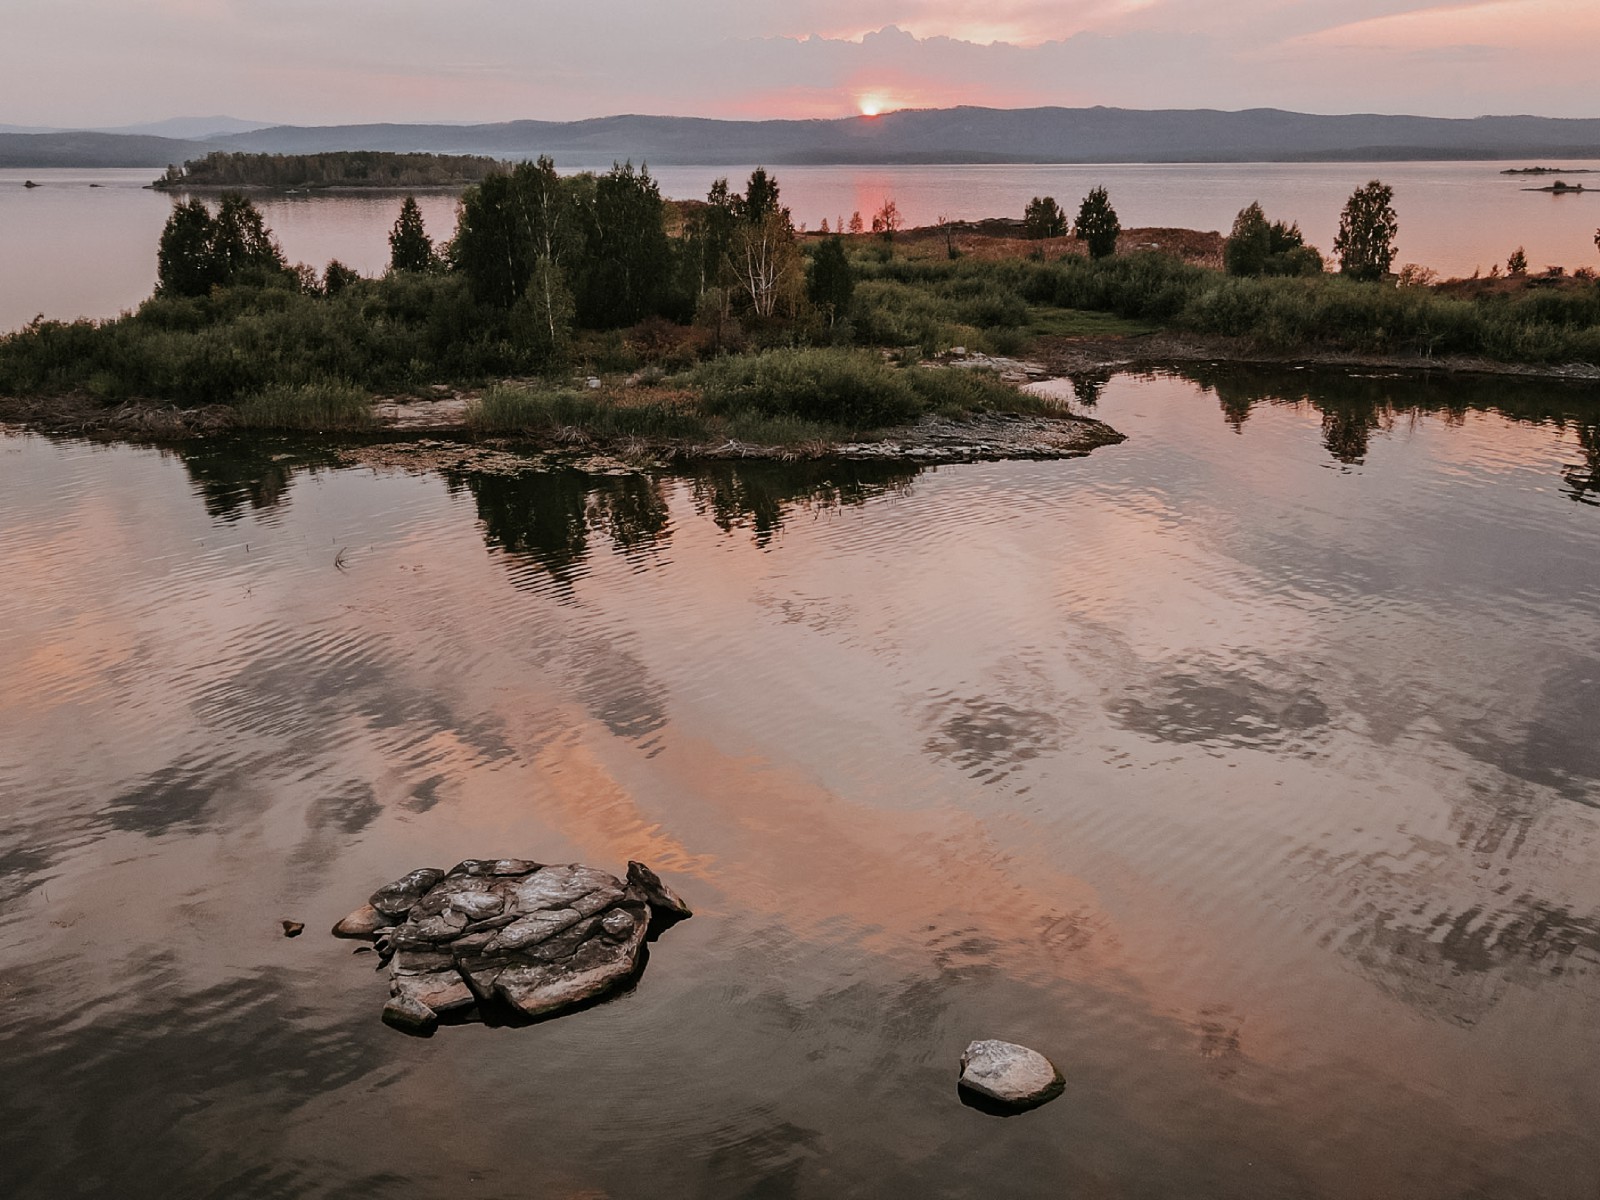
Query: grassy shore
xmin=2 ymin=221 xmax=1596 ymax=446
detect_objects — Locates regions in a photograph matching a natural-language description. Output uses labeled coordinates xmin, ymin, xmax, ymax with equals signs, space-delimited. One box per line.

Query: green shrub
xmin=688 ymin=348 xmax=924 ymax=428
xmin=904 ymin=366 xmax=1043 ymax=416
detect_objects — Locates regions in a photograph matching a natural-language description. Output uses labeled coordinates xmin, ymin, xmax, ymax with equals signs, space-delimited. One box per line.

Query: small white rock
xmin=958 ymin=1039 xmax=1064 ymax=1112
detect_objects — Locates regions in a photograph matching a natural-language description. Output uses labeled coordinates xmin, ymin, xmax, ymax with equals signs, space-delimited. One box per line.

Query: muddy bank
xmin=331 ymin=409 xmax=1123 ymax=477
xmin=0 ymin=389 xmax=1123 ymax=468
xmin=1032 ymin=331 xmax=1600 ymax=383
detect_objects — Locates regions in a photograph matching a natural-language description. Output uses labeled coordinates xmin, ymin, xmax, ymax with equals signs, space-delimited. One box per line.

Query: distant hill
xmin=215 ymin=108 xmax=1600 ymax=165
xmin=95 ymin=116 xmax=274 ymax=140
xmin=6 ymin=107 xmax=1600 ymax=169
xmin=0 ymin=131 xmax=208 ymax=168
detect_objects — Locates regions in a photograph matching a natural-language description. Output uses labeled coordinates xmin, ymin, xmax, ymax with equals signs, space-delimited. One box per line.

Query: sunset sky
xmin=3 ymin=0 xmax=1598 ymax=127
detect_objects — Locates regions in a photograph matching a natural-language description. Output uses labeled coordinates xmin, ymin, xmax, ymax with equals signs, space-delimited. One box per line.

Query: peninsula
xmin=3 ymin=164 xmax=1597 ymax=460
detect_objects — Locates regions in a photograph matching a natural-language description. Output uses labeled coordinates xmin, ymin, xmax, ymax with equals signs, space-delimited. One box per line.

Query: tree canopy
xmin=807 ymin=236 xmax=854 ymax=324
xmin=388 ymin=196 xmax=435 ymax=273
xmin=1074 ymin=187 xmax=1120 ymax=260
xmin=1023 ymin=196 xmax=1067 ymax=239
xmin=1223 ymin=202 xmax=1323 ymax=277
xmin=156 ymin=194 xmax=289 ymax=297
xmin=1333 ymin=180 xmax=1398 ymax=282
xmin=583 ymin=162 xmax=672 ymax=327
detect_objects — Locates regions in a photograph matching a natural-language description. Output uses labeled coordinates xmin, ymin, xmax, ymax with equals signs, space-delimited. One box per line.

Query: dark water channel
xmin=2 ymin=368 xmax=1599 ymax=1199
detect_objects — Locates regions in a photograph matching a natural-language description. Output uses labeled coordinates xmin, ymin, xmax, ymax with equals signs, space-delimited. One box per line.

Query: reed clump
xmin=466 ymin=383 xmax=708 ymax=440
xmin=235 ymin=380 xmax=373 ymax=430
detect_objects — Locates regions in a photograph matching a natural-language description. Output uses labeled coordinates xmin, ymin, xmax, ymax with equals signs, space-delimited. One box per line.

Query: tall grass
xmin=689 ymin=348 xmax=926 ymax=428
xmin=235 ymin=380 xmax=373 ymax=429
xmin=466 ymin=383 xmax=709 ymax=439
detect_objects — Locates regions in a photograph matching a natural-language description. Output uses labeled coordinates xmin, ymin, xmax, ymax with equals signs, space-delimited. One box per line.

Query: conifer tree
xmin=210 ymin=193 xmax=287 ymax=283
xmin=1023 ymin=196 xmax=1066 ymax=239
xmin=1074 ymin=187 xmax=1120 ymax=260
xmin=388 ymin=196 xmax=435 ymax=273
xmin=156 ymin=198 xmax=219 ymax=297
xmin=807 ymin=236 xmax=854 ymax=324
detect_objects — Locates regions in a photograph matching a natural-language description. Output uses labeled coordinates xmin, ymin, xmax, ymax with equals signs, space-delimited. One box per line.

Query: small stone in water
xmin=382 ymin=994 xmax=439 ymax=1034
xmin=331 ymin=903 xmax=392 ymax=939
xmin=958 ymin=1039 xmax=1064 ymax=1113
xmin=281 ymin=920 xmax=304 ymax=938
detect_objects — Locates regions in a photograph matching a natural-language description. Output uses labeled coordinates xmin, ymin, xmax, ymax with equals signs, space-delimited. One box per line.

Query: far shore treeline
xmin=3 ymin=156 xmax=1599 ymax=437
xmin=156 ymin=150 xmax=504 ymax=190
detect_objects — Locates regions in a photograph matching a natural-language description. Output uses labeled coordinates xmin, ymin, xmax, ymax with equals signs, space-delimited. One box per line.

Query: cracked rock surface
xmin=333 ymin=858 xmax=692 ymax=1033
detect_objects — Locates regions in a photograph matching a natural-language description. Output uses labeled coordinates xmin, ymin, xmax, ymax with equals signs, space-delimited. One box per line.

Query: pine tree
xmin=807 ymin=236 xmax=854 ymax=324
xmin=156 ymin=198 xmax=219 ymax=297
xmin=1023 ymin=196 xmax=1067 ymax=239
xmin=210 ymin=193 xmax=287 ymax=283
xmin=1074 ymin=187 xmax=1120 ymax=260
xmin=388 ymin=196 xmax=435 ymax=273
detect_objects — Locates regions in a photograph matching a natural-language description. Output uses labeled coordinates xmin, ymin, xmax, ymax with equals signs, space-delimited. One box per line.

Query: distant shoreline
xmin=146 ymin=183 xmax=473 ymax=194
xmin=8 ymin=104 xmax=1600 ymax=170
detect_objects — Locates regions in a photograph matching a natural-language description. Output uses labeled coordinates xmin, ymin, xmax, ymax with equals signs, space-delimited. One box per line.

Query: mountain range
xmin=4 ymin=107 xmax=1600 ymax=170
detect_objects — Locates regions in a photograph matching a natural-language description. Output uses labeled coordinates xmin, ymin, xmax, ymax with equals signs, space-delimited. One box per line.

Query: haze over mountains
xmin=5 ymin=107 xmax=1600 ymax=170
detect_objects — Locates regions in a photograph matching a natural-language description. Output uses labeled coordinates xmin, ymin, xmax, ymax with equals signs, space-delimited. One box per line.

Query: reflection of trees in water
xmin=586 ymin=473 xmax=671 ymax=556
xmin=1563 ymin=424 xmax=1600 ymax=505
xmin=1317 ymin=403 xmax=1387 ymax=465
xmin=169 ymin=442 xmax=921 ymax=576
xmin=451 ymin=469 xmax=599 ymax=588
xmin=170 ymin=438 xmax=339 ymax=521
xmin=1217 ymin=390 xmax=1254 ymax=433
xmin=451 ymin=459 xmax=920 ymax=583
xmin=1179 ymin=364 xmax=1600 ymax=476
xmin=688 ymin=460 xmax=918 ymax=547
xmin=1067 ymin=369 xmax=1113 ymax=407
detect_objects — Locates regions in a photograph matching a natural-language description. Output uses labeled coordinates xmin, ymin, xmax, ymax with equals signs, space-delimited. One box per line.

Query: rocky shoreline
xmin=0 ymin=379 xmax=1126 ymax=468
xmin=4 ymin=334 xmax=1595 ymax=464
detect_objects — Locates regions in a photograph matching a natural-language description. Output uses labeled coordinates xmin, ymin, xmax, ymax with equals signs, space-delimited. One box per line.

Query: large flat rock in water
xmin=334 ymin=858 xmax=691 ymax=1034
xmin=958 ymin=1039 xmax=1064 ymax=1113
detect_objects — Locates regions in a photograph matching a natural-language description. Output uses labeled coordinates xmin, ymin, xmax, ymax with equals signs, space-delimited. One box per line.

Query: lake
xmin=2 ymin=367 xmax=1598 ymax=1198
xmin=4 ymin=160 xmax=1600 ymax=333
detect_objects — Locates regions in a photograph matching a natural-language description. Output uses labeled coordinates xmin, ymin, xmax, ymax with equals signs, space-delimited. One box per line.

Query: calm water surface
xmin=2 ymin=369 xmax=1598 ymax=1198
xmin=4 ymin=160 xmax=1600 ymax=331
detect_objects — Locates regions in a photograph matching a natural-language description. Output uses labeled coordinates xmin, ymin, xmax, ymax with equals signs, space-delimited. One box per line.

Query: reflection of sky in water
xmin=2 ymin=368 xmax=1600 ymax=1198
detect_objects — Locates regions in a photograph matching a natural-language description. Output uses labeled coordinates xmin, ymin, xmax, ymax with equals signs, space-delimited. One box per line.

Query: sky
xmin=2 ymin=0 xmax=1597 ymax=127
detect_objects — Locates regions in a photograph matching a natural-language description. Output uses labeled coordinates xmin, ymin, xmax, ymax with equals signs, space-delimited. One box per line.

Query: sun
xmin=857 ymin=94 xmax=888 ymax=117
